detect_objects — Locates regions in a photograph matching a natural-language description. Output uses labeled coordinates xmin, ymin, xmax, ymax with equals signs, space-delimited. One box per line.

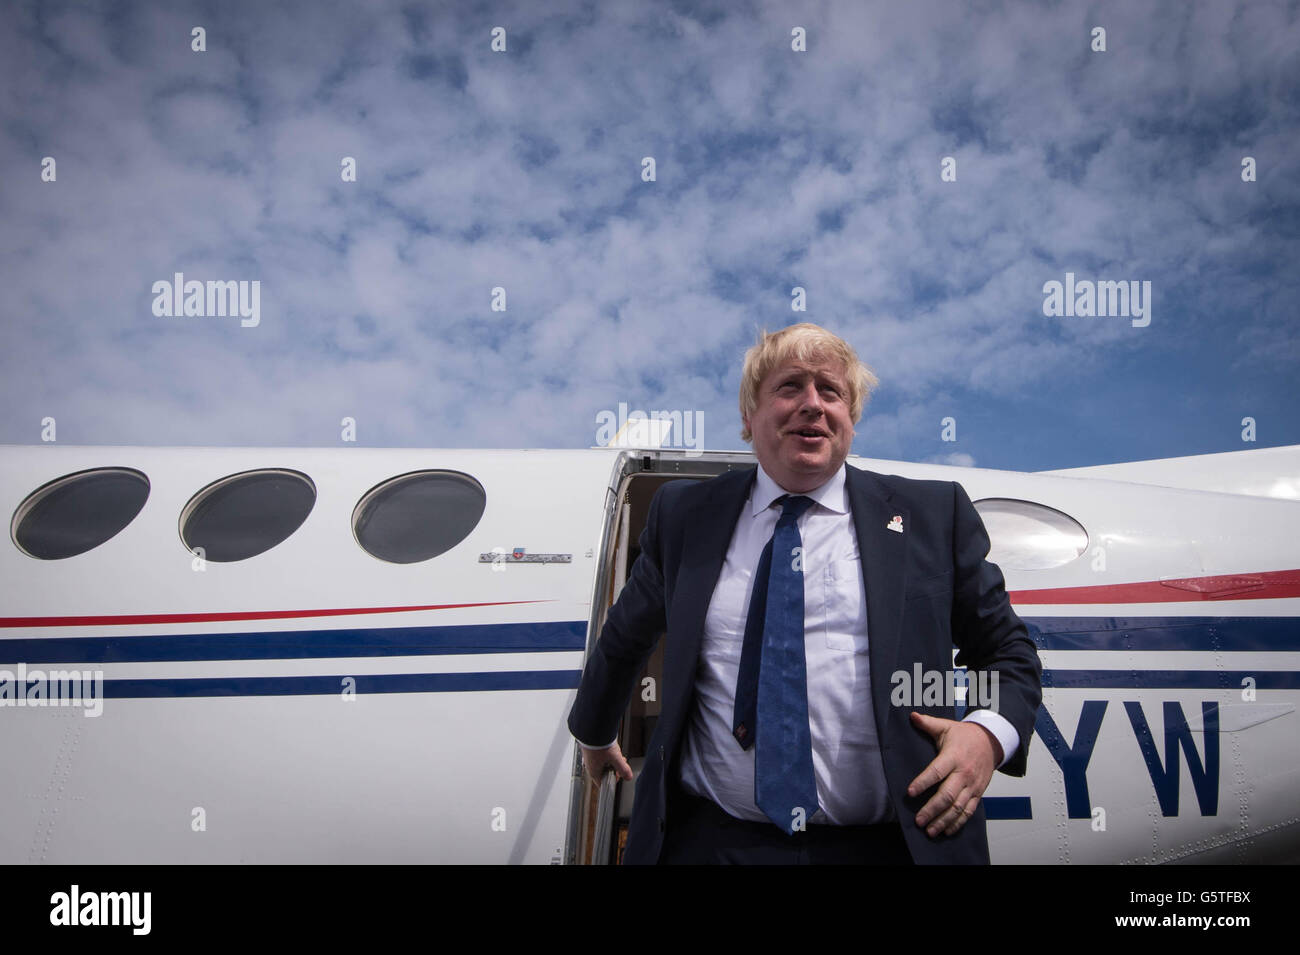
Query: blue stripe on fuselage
xmin=0 ymin=620 xmax=588 ymax=664
xmin=0 ymin=615 xmax=1293 ymax=666
xmin=0 ymin=616 xmax=1295 ymax=699
xmin=102 ymin=669 xmax=583 ymax=698
xmin=1026 ymin=615 xmax=1300 ymax=651
xmin=1041 ymin=670 xmax=1300 ymax=689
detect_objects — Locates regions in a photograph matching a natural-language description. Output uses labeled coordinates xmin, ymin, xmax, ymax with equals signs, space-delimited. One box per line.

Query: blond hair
xmin=738 ymin=323 xmax=878 ymax=442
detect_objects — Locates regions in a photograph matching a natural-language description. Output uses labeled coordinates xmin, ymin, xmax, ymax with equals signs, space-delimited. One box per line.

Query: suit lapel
xmin=847 ymin=466 xmax=910 ymax=734
xmin=665 ymin=468 xmax=755 ymax=720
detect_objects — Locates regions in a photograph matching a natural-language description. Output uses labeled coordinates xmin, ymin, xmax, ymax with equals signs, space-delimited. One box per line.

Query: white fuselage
xmin=0 ymin=444 xmax=1295 ymax=863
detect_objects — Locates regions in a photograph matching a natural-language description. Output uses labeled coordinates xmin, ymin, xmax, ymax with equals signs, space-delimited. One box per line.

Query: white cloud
xmin=0 ymin=0 xmax=1295 ymax=467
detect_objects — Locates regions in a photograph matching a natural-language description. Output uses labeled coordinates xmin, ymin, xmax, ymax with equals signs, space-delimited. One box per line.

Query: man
xmin=569 ymin=323 xmax=1042 ymax=864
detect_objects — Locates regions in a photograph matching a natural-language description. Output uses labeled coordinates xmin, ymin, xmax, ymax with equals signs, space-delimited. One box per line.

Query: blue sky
xmin=2 ymin=0 xmax=1297 ymax=471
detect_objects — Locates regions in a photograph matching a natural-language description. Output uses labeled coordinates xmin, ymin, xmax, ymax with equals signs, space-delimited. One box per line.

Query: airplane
xmin=0 ymin=441 xmax=1296 ymax=864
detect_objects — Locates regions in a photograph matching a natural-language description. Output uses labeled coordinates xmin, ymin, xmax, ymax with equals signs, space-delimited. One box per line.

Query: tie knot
xmin=776 ymin=494 xmax=815 ymax=524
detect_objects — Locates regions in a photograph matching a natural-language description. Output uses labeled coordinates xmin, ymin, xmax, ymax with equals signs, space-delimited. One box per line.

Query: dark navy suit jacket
xmin=567 ymin=464 xmax=1042 ymax=864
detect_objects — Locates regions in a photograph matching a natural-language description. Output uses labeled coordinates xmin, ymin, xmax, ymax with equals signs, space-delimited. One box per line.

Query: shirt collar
xmin=751 ymin=461 xmax=849 ymax=517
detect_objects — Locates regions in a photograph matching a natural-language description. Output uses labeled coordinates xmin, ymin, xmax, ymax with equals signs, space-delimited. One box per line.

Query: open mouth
xmin=790 ymin=428 xmax=828 ymax=440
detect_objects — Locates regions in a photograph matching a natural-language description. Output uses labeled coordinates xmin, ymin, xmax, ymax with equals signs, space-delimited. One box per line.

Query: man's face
xmin=744 ymin=356 xmax=855 ymax=492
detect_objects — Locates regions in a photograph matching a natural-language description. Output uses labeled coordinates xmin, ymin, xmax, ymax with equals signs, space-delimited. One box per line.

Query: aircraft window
xmin=353 ymin=470 xmax=486 ymax=563
xmin=972 ymin=498 xmax=1088 ymax=571
xmin=180 ymin=469 xmax=316 ymax=562
xmin=12 ymin=467 xmax=150 ymax=560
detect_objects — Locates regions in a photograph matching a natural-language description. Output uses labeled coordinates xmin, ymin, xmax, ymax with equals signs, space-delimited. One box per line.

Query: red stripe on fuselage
xmin=1010 ymin=569 xmax=1300 ymax=604
xmin=0 ymin=600 xmax=550 ymax=628
xmin=4 ymin=570 xmax=1297 ymax=626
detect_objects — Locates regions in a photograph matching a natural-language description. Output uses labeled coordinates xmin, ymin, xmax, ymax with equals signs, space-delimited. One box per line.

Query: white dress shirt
xmin=583 ymin=461 xmax=1018 ymax=825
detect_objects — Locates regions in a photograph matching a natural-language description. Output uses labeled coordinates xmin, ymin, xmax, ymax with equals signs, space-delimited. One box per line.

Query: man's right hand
xmin=581 ymin=741 xmax=634 ymax=783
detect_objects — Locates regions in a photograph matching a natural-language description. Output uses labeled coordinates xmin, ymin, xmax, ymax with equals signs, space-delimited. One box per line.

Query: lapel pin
xmin=887 ymin=515 xmax=904 ymax=534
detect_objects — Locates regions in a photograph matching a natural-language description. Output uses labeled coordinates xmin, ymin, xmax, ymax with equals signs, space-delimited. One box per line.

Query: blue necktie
xmin=733 ymin=494 xmax=818 ymax=833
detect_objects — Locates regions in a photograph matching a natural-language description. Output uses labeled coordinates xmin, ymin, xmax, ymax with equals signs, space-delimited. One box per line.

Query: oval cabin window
xmin=972 ymin=498 xmax=1088 ymax=571
xmin=353 ymin=470 xmax=486 ymax=563
xmin=180 ymin=469 xmax=316 ymax=562
xmin=12 ymin=467 xmax=150 ymax=560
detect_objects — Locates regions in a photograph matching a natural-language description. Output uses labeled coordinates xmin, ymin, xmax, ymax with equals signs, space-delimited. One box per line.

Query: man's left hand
xmin=906 ymin=712 xmax=1003 ymax=838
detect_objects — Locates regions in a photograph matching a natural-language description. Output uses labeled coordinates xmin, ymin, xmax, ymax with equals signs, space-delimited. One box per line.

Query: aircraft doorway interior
xmin=573 ymin=456 xmax=753 ymax=865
